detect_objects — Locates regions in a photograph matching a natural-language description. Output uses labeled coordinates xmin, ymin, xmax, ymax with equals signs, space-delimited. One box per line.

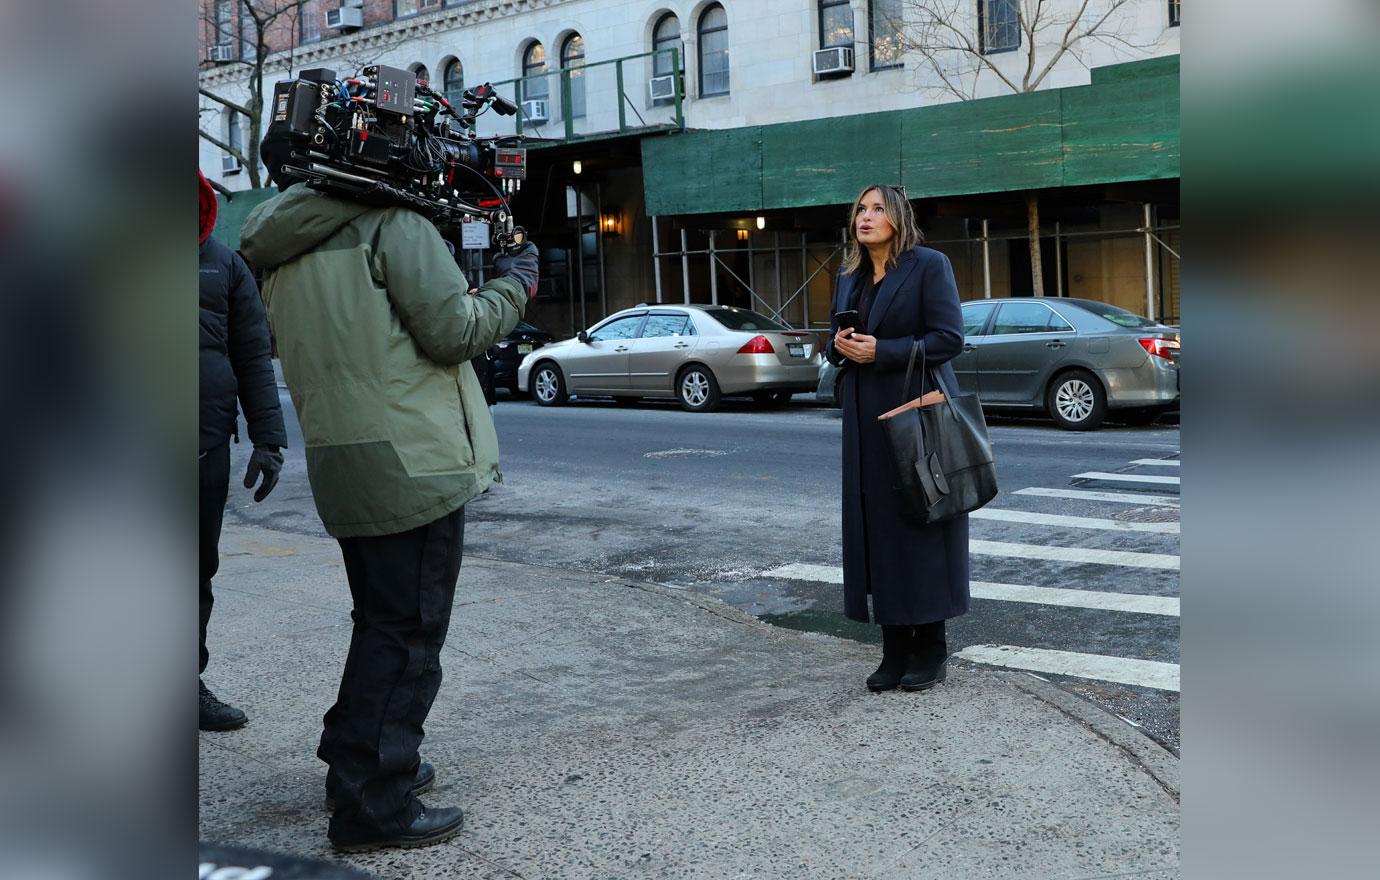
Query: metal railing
xmin=462 ymin=48 xmax=683 ymax=143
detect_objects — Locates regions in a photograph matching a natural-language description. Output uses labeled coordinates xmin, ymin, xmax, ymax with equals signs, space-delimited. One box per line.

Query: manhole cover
xmin=1114 ymin=506 xmax=1180 ymax=523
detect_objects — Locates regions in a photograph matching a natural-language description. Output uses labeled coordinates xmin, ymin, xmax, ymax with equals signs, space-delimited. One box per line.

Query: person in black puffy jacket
xmin=199 ymin=170 xmax=287 ymax=731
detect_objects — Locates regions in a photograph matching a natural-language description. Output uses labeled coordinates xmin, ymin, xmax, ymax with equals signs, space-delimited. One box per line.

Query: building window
xmin=653 ymin=12 xmax=681 ymax=77
xmin=224 ymin=111 xmax=243 ymax=174
xmin=698 ymin=4 xmax=729 ymax=97
xmin=411 ymin=63 xmax=430 ymax=84
xmin=1169 ymin=0 xmax=1180 ymax=27
xmin=395 ymin=1 xmax=420 ymax=18
xmin=978 ymin=1 xmax=1021 ymax=55
xmin=561 ymin=33 xmax=586 ymax=119
xmin=240 ymin=5 xmax=258 ymax=59
xmin=869 ymin=0 xmax=903 ymax=70
xmin=299 ymin=0 xmax=321 ymax=44
xmin=820 ymin=0 xmax=854 ymax=50
xmin=523 ymin=41 xmax=549 ymax=103
xmin=213 ymin=0 xmax=233 ymax=48
xmin=443 ymin=59 xmax=464 ymax=104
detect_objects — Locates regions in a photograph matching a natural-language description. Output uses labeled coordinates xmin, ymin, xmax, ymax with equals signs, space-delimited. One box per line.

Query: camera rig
xmin=265 ymin=65 xmax=529 ymax=250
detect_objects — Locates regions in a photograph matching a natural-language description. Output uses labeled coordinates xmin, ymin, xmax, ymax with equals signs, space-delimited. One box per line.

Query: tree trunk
xmin=1024 ymin=191 xmax=1044 ymax=297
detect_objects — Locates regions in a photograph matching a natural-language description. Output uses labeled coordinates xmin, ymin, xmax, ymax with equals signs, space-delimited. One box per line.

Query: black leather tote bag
xmin=879 ymin=340 xmax=998 ymax=524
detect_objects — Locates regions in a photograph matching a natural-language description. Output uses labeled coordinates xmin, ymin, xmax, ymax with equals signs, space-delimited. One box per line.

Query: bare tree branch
xmin=198 ymin=128 xmax=249 ymax=167
xmin=199 ymin=87 xmax=251 ymax=118
xmin=206 ymin=176 xmax=235 ymax=198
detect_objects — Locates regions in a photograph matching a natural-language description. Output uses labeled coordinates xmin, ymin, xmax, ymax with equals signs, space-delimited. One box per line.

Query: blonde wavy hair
xmin=840 ymin=184 xmax=924 ymax=275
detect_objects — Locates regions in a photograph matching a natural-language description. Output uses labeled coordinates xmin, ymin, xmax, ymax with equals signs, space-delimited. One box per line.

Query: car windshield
xmin=515 ymin=321 xmax=545 ymax=334
xmin=1077 ymin=301 xmax=1159 ymax=329
xmin=704 ymin=307 xmax=791 ymax=333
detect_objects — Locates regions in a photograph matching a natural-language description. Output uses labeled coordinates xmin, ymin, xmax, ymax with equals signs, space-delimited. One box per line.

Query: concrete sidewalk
xmin=199 ymin=523 xmax=1179 ymax=879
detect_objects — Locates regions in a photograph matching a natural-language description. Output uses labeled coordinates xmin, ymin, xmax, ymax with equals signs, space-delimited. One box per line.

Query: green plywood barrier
xmin=643 ymin=55 xmax=1179 ymax=216
xmin=211 ymin=188 xmax=278 ymax=251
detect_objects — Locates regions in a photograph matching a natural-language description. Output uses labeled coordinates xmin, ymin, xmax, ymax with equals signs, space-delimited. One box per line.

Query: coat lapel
xmin=865 ymin=251 xmax=920 ymax=335
xmin=834 ymin=267 xmax=864 ymax=317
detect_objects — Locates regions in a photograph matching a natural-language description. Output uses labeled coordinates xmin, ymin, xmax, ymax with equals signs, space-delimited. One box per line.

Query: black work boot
xmin=331 ymin=802 xmax=465 ymax=853
xmin=900 ymin=621 xmax=948 ymax=692
xmin=325 ymin=762 xmax=436 ymax=811
xmin=199 ymin=679 xmax=248 ymax=731
xmin=866 ymin=625 xmax=913 ymax=692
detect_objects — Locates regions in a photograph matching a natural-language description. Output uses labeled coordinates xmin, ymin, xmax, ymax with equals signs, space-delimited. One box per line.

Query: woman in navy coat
xmin=826 ymin=184 xmax=970 ymax=693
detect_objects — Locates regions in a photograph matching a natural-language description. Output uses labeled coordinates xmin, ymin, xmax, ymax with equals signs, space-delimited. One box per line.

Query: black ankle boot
xmin=866 ymin=625 xmax=912 ymax=692
xmin=900 ymin=621 xmax=948 ymax=692
xmin=199 ymin=679 xmax=248 ymax=731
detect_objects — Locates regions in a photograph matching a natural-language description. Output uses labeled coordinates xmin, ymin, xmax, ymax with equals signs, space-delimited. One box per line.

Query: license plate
xmin=788 ymin=343 xmax=809 ymax=358
xmin=518 ymin=344 xmax=533 ymax=354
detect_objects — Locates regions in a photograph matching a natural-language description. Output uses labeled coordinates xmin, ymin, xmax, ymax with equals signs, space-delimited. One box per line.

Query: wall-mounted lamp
xmin=572 ymin=160 xmax=583 ymax=175
xmin=600 ymin=207 xmax=622 ymax=238
xmin=736 ymin=229 xmax=749 ymax=242
xmin=755 ymin=216 xmax=766 ymax=230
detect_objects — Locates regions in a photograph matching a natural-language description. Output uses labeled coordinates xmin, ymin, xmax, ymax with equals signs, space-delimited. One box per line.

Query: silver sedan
xmin=817 ymin=297 xmax=1179 ymax=430
xmin=517 ymin=305 xmax=822 ymax=412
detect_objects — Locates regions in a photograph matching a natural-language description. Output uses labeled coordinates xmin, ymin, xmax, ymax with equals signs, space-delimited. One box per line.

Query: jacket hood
xmin=198 ymin=170 xmax=217 ymax=244
xmin=239 ymin=184 xmax=374 ymax=271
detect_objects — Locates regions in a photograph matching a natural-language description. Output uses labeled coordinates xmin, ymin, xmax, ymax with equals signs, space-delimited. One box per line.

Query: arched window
xmin=522 ymin=41 xmax=548 ymax=103
xmin=410 ymin=63 xmax=430 ymax=84
xmin=652 ymin=13 xmax=681 ymax=77
xmin=697 ymin=4 xmax=729 ymax=97
xmin=442 ymin=58 xmax=464 ymax=104
xmin=819 ymin=0 xmax=853 ymax=50
xmin=561 ymin=33 xmax=586 ymax=118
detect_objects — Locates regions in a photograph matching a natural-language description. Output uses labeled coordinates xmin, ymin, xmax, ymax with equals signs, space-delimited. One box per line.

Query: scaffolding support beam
xmin=708 ymin=230 xmax=719 ymax=305
xmin=1143 ymin=203 xmax=1156 ymax=322
xmin=982 ymin=219 xmax=992 ymax=299
xmin=680 ymin=228 xmax=691 ymax=304
xmin=651 ymin=216 xmax=664 ymax=304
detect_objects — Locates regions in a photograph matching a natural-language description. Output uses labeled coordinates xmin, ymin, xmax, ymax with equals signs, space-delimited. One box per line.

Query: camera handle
xmin=493 ymin=225 xmax=528 ymax=255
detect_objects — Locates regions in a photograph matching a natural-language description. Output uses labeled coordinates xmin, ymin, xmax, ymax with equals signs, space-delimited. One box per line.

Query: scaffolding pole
xmin=981 ymin=219 xmax=992 ymax=299
xmin=1055 ymin=221 xmax=1063 ymax=298
xmin=680 ymin=228 xmax=691 ymax=304
xmin=651 ymin=216 xmax=664 ymax=304
xmin=1143 ymin=203 xmax=1156 ymax=322
xmin=708 ymin=231 xmax=719 ymax=305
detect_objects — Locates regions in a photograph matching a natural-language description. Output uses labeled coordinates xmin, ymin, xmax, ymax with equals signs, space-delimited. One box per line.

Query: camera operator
xmin=240 ymin=146 xmax=538 ymax=853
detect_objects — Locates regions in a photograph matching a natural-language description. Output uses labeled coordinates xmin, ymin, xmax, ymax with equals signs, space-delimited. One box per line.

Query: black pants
xmin=199 ymin=442 xmax=231 ymax=675
xmin=320 ymin=508 xmax=466 ymax=842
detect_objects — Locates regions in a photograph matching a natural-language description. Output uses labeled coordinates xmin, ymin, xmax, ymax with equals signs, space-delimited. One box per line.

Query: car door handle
xmin=962 ymin=343 xmax=977 ymax=352
xmin=615 ymin=346 xmax=630 ymax=352
xmin=1045 ymin=341 xmax=1067 ymax=349
xmin=673 ymin=342 xmax=690 ymax=349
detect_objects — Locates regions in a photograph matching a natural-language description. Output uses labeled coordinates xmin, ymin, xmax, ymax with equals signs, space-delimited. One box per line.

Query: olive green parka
xmin=240 ymin=185 xmax=526 ymax=538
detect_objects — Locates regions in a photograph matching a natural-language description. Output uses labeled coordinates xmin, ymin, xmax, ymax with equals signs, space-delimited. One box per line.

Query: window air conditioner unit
xmin=812 ymin=46 xmax=855 ymax=76
xmin=648 ymin=74 xmax=676 ymax=103
xmin=209 ymin=45 xmax=235 ymax=63
xmin=326 ymin=7 xmax=363 ymax=30
xmin=221 ymin=154 xmax=241 ymax=175
xmin=522 ymin=99 xmax=549 ymax=125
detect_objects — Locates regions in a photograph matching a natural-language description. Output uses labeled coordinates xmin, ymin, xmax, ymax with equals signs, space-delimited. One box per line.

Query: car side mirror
xmin=577 ymin=330 xmax=590 ymax=344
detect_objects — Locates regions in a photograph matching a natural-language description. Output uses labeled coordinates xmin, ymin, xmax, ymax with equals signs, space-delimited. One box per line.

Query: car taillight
xmin=737 ymin=335 xmax=775 ymax=354
xmin=1139 ymin=337 xmax=1180 ymax=360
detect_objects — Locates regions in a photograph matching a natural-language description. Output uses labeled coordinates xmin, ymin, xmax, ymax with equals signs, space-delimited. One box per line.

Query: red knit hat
xmin=198 ymin=170 xmax=218 ymax=244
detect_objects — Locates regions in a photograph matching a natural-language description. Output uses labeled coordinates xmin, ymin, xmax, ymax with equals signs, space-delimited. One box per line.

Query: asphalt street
xmin=228 ymin=384 xmax=1181 ymax=753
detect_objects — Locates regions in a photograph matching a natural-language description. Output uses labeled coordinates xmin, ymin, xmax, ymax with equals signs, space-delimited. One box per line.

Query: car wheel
xmin=532 ymin=362 xmax=568 ymax=407
xmin=677 ymin=365 xmax=722 ymax=413
xmin=1047 ymin=369 xmax=1107 ymax=431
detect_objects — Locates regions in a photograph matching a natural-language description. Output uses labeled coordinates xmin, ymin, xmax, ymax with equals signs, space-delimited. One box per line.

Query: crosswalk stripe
xmin=761 ymin=567 xmax=1179 ymax=616
xmin=1073 ymin=471 xmax=1181 ymax=486
xmin=972 ymin=508 xmax=1178 ymax=535
xmin=1130 ymin=459 xmax=1180 ymax=467
xmin=1014 ymin=487 xmax=1179 ymax=507
xmin=956 ymin=645 xmax=1180 ymax=692
xmin=970 ymin=540 xmax=1179 ymax=570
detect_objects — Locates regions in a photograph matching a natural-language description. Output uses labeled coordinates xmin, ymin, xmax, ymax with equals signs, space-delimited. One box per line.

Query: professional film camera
xmin=263 ymin=64 xmax=529 ymax=250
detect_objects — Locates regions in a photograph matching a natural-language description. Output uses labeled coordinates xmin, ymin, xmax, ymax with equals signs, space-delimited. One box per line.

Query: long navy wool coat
xmin=826 ymin=246 xmax=971 ymax=625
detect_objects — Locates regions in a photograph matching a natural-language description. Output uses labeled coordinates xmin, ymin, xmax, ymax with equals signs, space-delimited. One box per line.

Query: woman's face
xmin=854 ymin=189 xmax=895 ymax=249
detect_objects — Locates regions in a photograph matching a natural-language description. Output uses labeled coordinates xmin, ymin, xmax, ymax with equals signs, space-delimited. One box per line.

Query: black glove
xmin=243 ymin=445 xmax=284 ymax=502
xmin=494 ymin=241 xmax=539 ymax=300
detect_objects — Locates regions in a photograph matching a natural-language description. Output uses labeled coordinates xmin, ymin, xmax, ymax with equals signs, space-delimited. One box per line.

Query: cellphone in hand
xmin=834 ymin=309 xmax=861 ymax=332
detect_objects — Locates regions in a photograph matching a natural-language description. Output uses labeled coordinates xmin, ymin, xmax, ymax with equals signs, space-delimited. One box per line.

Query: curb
xmin=1003 ymin=670 xmax=1180 ymax=801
